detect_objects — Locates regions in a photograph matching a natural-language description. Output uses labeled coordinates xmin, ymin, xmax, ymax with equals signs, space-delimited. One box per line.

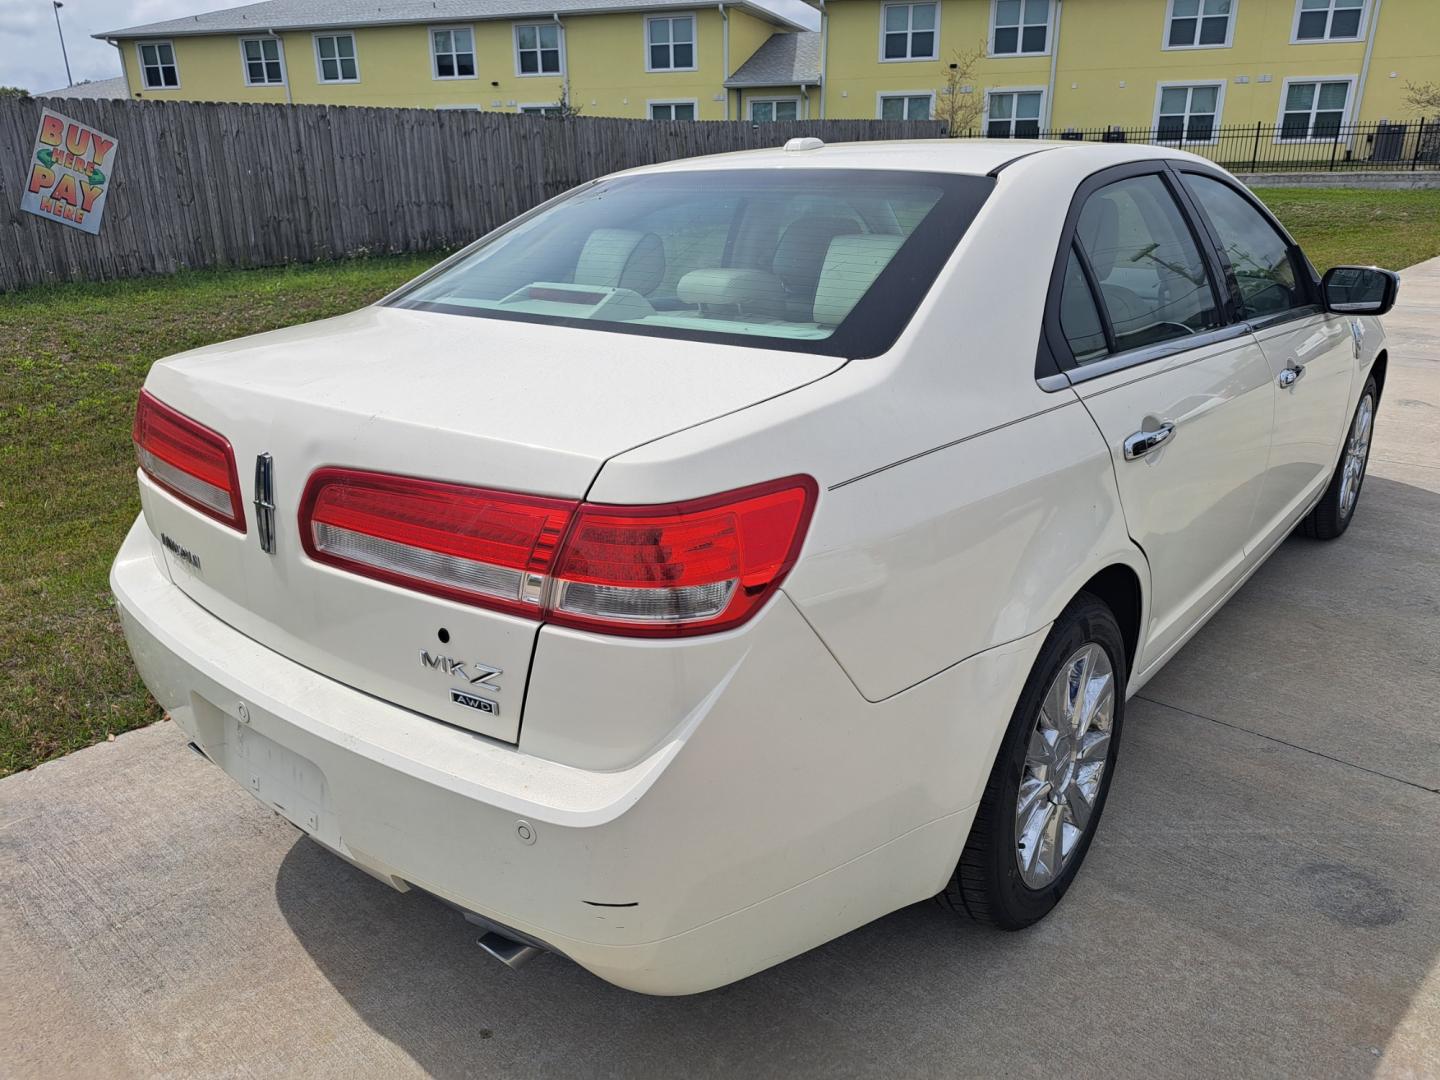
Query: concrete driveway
xmin=4 ymin=260 xmax=1439 ymax=1080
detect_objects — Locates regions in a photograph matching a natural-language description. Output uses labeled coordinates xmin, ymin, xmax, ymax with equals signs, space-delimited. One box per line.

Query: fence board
xmin=0 ymin=97 xmax=944 ymax=292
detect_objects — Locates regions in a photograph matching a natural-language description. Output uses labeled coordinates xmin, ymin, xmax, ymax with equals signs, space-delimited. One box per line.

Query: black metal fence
xmin=954 ymin=120 xmax=1440 ymax=172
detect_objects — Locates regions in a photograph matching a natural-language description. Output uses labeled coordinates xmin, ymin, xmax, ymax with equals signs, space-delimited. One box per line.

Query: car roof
xmin=627 ymin=138 xmax=1208 ymax=179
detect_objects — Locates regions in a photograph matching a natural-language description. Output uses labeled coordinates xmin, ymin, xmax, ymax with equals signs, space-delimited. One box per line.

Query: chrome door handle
xmin=1278 ymin=363 xmax=1307 ymax=388
xmin=1123 ymin=421 xmax=1175 ymax=460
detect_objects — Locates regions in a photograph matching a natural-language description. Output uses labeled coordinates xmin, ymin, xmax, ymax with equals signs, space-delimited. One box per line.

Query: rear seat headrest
xmin=813 ymin=235 xmax=906 ymax=328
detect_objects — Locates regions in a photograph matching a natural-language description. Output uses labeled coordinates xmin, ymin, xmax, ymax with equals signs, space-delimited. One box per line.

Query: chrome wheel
xmin=1015 ymin=643 xmax=1115 ymax=890
xmin=1338 ymin=393 xmax=1374 ymax=520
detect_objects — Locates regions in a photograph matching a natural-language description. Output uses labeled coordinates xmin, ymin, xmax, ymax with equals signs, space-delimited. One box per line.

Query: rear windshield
xmin=386 ymin=168 xmax=994 ymax=358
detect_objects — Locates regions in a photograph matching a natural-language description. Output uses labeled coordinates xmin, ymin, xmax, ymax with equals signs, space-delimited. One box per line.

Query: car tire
xmin=939 ymin=593 xmax=1126 ymax=930
xmin=1301 ymin=376 xmax=1378 ymax=541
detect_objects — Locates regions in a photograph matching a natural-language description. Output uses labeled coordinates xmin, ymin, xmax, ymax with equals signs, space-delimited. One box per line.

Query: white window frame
xmin=645 ymin=15 xmax=698 ymax=73
xmin=1290 ymin=0 xmax=1369 ymax=43
xmin=514 ymin=22 xmax=566 ymax=78
xmin=518 ymin=103 xmax=563 ymax=114
xmin=238 ymin=36 xmax=287 ymax=87
xmin=430 ymin=24 xmax=477 ymax=80
xmin=878 ymin=2 xmax=940 ymax=63
xmin=313 ymin=32 xmax=360 ymax=84
xmin=875 ymin=90 xmax=936 ymax=121
xmin=648 ymin=98 xmax=700 ymax=120
xmin=988 ymin=0 xmax=1054 ymax=58
xmin=136 ymin=40 xmax=180 ymax=90
xmin=1152 ymin=80 xmax=1226 ymax=144
xmin=1161 ymin=0 xmax=1238 ymax=51
xmin=1274 ymin=75 xmax=1358 ymax=142
xmin=983 ymin=86 xmax=1047 ymax=136
xmin=748 ymin=96 xmax=802 ymax=121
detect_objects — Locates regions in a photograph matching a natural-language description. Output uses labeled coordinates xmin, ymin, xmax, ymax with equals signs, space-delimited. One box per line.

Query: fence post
xmin=1415 ymin=117 xmax=1426 ymax=172
xmin=1329 ymin=126 xmax=1342 ymax=171
xmin=1251 ymin=121 xmax=1261 ymax=173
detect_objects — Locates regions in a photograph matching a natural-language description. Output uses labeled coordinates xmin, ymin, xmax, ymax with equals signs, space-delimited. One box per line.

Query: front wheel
xmin=1302 ymin=376 xmax=1377 ymax=540
xmin=939 ymin=594 xmax=1126 ymax=930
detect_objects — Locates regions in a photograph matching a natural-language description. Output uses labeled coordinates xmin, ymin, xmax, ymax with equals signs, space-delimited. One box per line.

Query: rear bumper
xmin=112 ymin=516 xmax=1044 ymax=994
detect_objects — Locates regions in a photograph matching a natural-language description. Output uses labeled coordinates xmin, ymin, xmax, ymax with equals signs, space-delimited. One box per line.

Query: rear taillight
xmin=133 ymin=390 xmax=246 ymax=532
xmin=298 ymin=470 xmax=816 ymax=637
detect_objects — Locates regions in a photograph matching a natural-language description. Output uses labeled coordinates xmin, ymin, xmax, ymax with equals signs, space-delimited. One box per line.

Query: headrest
xmin=1077 ymin=197 xmax=1121 ymax=279
xmin=772 ymin=215 xmax=862 ymax=294
xmin=574 ymin=229 xmax=666 ymax=295
xmin=813 ymin=235 xmax=905 ymax=327
xmin=676 ymin=269 xmax=787 ymax=319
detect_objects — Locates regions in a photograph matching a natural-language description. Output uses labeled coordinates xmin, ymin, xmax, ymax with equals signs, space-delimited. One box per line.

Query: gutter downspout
xmin=268 ymin=29 xmax=292 ymax=104
xmin=1044 ymin=0 xmax=1061 ymax=130
xmin=553 ymin=14 xmax=569 ymax=108
xmin=818 ymin=0 xmax=828 ymax=119
xmin=109 ymin=38 xmax=133 ymax=98
xmin=1351 ymin=0 xmax=1383 ymax=124
xmin=718 ymin=3 xmax=730 ymax=119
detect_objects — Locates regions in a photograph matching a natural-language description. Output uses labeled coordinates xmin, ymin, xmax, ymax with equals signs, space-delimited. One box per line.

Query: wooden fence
xmin=0 ymin=98 xmax=944 ymax=292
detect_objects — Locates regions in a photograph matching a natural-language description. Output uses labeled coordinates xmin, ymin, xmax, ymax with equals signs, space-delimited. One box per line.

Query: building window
xmin=750 ymin=98 xmax=800 ymax=122
xmin=647 ymin=16 xmax=695 ymax=71
xmin=881 ymin=3 xmax=938 ymax=61
xmin=879 ymin=93 xmax=933 ymax=120
xmin=315 ymin=34 xmax=358 ymax=82
xmin=1156 ymin=84 xmax=1222 ymax=141
xmin=516 ymin=23 xmax=562 ymax=75
xmin=520 ymin=104 xmax=563 ymax=115
xmin=650 ymin=101 xmax=697 ymax=120
xmin=986 ymin=90 xmax=1043 ymax=136
xmin=137 ymin=41 xmax=179 ymax=88
xmin=1279 ymin=79 xmax=1353 ymax=139
xmin=991 ymin=0 xmax=1050 ymax=56
xmin=1165 ymin=0 xmax=1235 ymax=48
xmin=1294 ymin=0 xmax=1366 ymax=41
xmin=240 ymin=37 xmax=284 ymax=85
xmin=432 ymin=26 xmax=476 ymax=78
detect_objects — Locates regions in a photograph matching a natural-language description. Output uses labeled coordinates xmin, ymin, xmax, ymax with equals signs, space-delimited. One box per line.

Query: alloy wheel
xmin=1339 ymin=393 xmax=1374 ymax=520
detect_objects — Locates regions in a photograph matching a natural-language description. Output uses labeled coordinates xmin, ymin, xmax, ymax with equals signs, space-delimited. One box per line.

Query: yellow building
xmin=814 ymin=0 xmax=1440 ymax=137
xmin=96 ymin=0 xmax=817 ymax=120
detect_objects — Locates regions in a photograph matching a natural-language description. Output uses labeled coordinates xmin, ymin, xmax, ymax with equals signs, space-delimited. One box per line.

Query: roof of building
xmin=38 ymin=77 xmax=130 ymax=99
xmin=723 ymin=30 xmax=819 ymax=88
xmin=96 ymin=0 xmax=816 ymax=39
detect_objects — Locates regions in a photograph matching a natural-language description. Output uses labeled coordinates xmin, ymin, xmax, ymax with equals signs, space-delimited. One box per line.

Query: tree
xmin=0 ymin=86 xmax=32 ymax=98
xmin=935 ymin=44 xmax=986 ymax=137
xmin=1404 ymin=81 xmax=1440 ymax=116
xmin=548 ymin=87 xmax=583 ymax=119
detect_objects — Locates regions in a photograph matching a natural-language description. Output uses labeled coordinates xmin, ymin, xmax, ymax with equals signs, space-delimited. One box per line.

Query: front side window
xmin=1280 ymin=80 xmax=1351 ymax=139
xmin=315 ymin=34 xmax=358 ymax=82
xmin=241 ymin=38 xmax=284 ymax=85
xmin=1167 ymin=0 xmax=1234 ymax=47
xmin=138 ymin=41 xmax=179 ymax=88
xmin=647 ymin=16 xmax=695 ymax=71
xmin=516 ymin=23 xmax=562 ymax=75
xmin=987 ymin=90 xmax=1043 ymax=137
xmin=1183 ymin=174 xmax=1306 ymax=318
xmin=1295 ymin=0 xmax=1365 ymax=40
xmin=882 ymin=3 xmax=938 ymax=61
xmin=880 ymin=93 xmax=933 ymax=120
xmin=751 ymin=99 xmax=800 ymax=122
xmin=1156 ymin=84 xmax=1221 ymax=142
xmin=992 ymin=0 xmax=1051 ymax=56
xmin=1073 ymin=174 xmax=1222 ymax=354
xmin=386 ymin=169 xmax=992 ymax=359
xmin=432 ymin=27 xmax=476 ymax=78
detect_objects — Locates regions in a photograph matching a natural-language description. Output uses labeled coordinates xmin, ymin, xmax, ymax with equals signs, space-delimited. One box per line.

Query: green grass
xmin=4 ymin=186 xmax=1440 ymax=778
xmin=0 ymin=254 xmax=444 ymax=776
xmin=1252 ymin=187 xmax=1440 ymax=272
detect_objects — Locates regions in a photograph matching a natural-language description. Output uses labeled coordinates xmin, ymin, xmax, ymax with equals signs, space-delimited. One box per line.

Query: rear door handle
xmin=1278 ymin=363 xmax=1307 ymax=388
xmin=1123 ymin=421 xmax=1175 ymax=460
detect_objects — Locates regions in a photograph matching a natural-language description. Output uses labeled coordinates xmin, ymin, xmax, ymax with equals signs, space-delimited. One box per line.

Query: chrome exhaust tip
xmin=476 ymin=930 xmax=542 ymax=969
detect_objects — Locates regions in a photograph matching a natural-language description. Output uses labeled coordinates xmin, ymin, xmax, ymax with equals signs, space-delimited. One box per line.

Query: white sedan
xmin=112 ymin=138 xmax=1397 ymax=994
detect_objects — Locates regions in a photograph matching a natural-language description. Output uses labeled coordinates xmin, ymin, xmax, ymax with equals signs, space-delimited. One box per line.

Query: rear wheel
xmin=1301 ymin=377 xmax=1377 ymax=540
xmin=939 ymin=595 xmax=1125 ymax=929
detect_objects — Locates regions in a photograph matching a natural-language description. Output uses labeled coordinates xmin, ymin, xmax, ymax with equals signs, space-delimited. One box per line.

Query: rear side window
xmin=388 ymin=169 xmax=994 ymax=358
xmin=1181 ymin=174 xmax=1307 ymax=319
xmin=1074 ymin=174 xmax=1222 ymax=354
xmin=1059 ymin=248 xmax=1108 ymax=364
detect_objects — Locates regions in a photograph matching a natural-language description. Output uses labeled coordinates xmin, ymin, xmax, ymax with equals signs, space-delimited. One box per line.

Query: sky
xmin=1 ymin=0 xmax=265 ymax=93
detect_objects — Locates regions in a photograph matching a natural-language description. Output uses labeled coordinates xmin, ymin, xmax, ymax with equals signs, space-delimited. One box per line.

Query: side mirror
xmin=1321 ymin=265 xmax=1400 ymax=316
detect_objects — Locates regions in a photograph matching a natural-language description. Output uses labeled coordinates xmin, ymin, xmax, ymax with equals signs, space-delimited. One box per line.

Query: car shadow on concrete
xmin=274 ymin=475 xmax=1440 ymax=1080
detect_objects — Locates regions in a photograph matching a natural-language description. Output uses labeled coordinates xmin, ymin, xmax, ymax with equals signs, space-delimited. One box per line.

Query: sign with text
xmin=20 ymin=108 xmax=119 ymax=235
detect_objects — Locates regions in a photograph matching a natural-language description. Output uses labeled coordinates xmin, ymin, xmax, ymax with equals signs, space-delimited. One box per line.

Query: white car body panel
xmin=111 ymin=138 xmax=1387 ymax=993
